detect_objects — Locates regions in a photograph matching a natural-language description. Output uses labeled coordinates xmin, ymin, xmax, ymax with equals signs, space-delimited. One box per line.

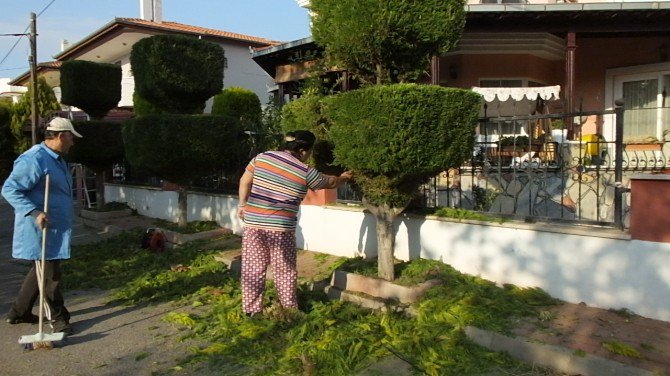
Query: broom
xmin=19 ymin=173 xmax=65 ymax=349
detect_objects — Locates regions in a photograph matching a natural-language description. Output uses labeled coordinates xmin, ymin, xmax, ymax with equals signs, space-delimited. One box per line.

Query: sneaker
xmin=5 ymin=313 xmax=39 ymax=325
xmin=52 ymin=320 xmax=74 ymax=335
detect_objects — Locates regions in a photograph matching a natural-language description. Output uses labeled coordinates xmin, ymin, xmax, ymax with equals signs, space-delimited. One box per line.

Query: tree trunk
xmin=376 ymin=63 xmax=383 ymax=85
xmin=177 ymin=186 xmax=188 ymax=228
xmin=364 ymin=199 xmax=403 ymax=281
xmin=94 ymin=168 xmax=106 ymax=209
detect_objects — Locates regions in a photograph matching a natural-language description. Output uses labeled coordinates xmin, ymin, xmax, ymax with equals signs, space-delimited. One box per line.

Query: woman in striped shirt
xmin=238 ymin=130 xmax=352 ymax=316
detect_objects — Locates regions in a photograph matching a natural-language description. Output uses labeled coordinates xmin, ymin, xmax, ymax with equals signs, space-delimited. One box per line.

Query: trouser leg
xmin=43 ymin=260 xmax=70 ymax=322
xmin=269 ymin=231 xmax=297 ymax=309
xmin=9 ymin=260 xmax=69 ymax=322
xmin=8 ymin=265 xmax=39 ymax=318
xmin=241 ymin=228 xmax=270 ymax=314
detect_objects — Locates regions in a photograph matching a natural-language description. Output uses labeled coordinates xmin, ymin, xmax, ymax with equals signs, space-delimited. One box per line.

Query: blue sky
xmin=0 ymin=0 xmax=311 ymax=79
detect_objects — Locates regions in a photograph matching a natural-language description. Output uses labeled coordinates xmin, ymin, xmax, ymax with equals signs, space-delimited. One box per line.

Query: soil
xmin=511 ymin=302 xmax=670 ymax=375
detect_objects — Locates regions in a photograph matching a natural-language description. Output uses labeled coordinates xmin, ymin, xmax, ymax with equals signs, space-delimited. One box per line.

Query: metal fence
xmin=340 ymin=105 xmax=669 ymax=229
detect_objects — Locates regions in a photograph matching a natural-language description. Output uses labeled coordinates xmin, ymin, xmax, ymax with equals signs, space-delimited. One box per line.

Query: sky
xmin=0 ymin=0 xmax=312 ymax=79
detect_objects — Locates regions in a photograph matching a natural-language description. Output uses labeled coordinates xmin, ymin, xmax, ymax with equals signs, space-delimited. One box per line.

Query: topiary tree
xmin=67 ymin=121 xmax=124 ymax=208
xmin=10 ymin=77 xmax=61 ymax=153
xmin=130 ymin=34 xmax=225 ymax=114
xmin=60 ymin=60 xmax=121 ymax=119
xmin=311 ymin=0 xmax=466 ymax=85
xmin=324 ymin=84 xmax=481 ymax=280
xmin=123 ymin=114 xmax=245 ymax=226
xmin=310 ymin=0 xmax=472 ymax=281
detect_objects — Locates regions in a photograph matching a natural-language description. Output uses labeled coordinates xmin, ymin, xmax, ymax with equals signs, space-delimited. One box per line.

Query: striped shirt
xmin=243 ymin=151 xmax=328 ymax=231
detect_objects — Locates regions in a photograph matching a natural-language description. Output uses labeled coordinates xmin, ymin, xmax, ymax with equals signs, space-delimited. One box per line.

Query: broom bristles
xmin=31 ymin=341 xmax=55 ymax=350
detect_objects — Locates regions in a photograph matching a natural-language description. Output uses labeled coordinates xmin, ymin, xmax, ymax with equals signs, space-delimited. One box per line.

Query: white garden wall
xmin=106 ymin=183 xmax=670 ymax=322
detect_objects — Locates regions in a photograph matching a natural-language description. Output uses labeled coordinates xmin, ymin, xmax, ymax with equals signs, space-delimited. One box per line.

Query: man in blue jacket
xmin=2 ymin=117 xmax=82 ymax=335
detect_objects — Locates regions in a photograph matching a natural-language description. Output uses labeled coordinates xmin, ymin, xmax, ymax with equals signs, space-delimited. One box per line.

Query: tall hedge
xmin=123 ymin=114 xmax=244 ymax=187
xmin=324 ymin=84 xmax=481 ymax=279
xmin=67 ymin=120 xmax=125 ymax=207
xmin=0 ymin=100 xmax=14 ymax=181
xmin=211 ymin=87 xmax=261 ymax=123
xmin=130 ymin=35 xmax=225 ymax=114
xmin=60 ymin=60 xmax=122 ymax=119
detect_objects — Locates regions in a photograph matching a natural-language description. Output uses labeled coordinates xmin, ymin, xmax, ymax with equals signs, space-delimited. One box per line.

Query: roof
xmin=8 ymin=61 xmax=62 ymax=86
xmin=55 ymin=17 xmax=282 ymax=61
xmin=464 ymin=2 xmax=670 ymax=33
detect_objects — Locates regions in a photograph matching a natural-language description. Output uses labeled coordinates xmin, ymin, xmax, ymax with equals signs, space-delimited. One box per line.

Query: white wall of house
xmin=106 ymin=183 xmax=670 ymax=322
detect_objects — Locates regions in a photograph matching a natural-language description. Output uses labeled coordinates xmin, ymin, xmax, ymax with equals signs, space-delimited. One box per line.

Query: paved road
xmin=0 ymin=198 xmax=214 ymax=376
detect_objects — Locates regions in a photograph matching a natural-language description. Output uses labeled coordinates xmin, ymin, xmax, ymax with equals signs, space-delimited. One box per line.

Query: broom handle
xmin=38 ymin=174 xmax=50 ymax=335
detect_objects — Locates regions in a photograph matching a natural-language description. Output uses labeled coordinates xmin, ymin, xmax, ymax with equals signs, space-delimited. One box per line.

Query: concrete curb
xmin=464 ymin=326 xmax=653 ymax=376
xmin=325 ymin=287 xmax=653 ymax=376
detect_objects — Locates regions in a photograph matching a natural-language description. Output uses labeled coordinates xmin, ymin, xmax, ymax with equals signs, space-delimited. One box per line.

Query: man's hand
xmin=33 ymin=211 xmax=48 ymax=230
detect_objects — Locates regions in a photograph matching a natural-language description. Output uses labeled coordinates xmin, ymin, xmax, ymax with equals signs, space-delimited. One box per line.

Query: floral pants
xmin=241 ymin=227 xmax=297 ymax=314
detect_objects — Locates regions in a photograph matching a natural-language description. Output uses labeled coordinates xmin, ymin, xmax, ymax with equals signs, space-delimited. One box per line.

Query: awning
xmin=472 ymin=85 xmax=561 ymax=117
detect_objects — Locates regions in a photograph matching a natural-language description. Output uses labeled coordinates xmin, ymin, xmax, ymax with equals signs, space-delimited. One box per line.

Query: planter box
xmin=329 ymin=270 xmax=440 ymax=304
xmin=624 ymin=142 xmax=663 ymax=152
xmin=163 ymin=227 xmax=232 ymax=249
xmin=80 ymin=208 xmax=132 ymax=221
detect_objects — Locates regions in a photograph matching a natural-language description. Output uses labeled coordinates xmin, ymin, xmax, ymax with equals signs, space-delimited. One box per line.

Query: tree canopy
xmin=310 ymin=0 xmax=466 ymax=84
xmin=130 ymin=34 xmax=225 ymax=114
xmin=60 ymin=60 xmax=121 ymax=119
xmin=10 ymin=77 xmax=60 ymax=153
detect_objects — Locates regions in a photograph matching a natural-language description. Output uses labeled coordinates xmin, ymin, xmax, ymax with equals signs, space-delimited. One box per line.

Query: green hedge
xmin=122 ymin=114 xmax=245 ymax=186
xmin=60 ymin=60 xmax=121 ymax=119
xmin=0 ymin=101 xmax=14 ymax=180
xmin=211 ymin=87 xmax=261 ymax=123
xmin=67 ymin=120 xmax=124 ymax=170
xmin=280 ymin=95 xmax=340 ymax=175
xmin=130 ymin=35 xmax=225 ymax=114
xmin=323 ymin=84 xmax=481 ymax=206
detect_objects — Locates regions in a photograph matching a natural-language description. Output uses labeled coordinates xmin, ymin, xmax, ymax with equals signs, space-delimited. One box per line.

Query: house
xmin=0 ymin=78 xmax=28 ymax=104
xmin=254 ymin=0 xmax=670 ymax=145
xmin=9 ymin=0 xmax=280 ymax=112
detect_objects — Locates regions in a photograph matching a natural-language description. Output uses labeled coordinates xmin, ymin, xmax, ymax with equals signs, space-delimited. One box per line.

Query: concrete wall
xmin=105 ymin=183 xmax=670 ymax=322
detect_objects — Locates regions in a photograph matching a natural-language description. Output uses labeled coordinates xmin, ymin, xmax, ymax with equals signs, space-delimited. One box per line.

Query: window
xmin=616 ymin=73 xmax=670 ymax=140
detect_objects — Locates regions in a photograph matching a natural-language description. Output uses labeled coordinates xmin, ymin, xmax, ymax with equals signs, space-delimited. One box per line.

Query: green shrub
xmin=60 ymin=60 xmax=122 ymax=119
xmin=132 ymin=91 xmax=166 ymax=116
xmin=122 ymin=114 xmax=245 ymax=187
xmin=130 ymin=34 xmax=225 ymax=114
xmin=67 ymin=120 xmax=125 ymax=207
xmin=68 ymin=120 xmax=124 ymax=170
xmin=324 ymin=84 xmax=481 ymax=207
xmin=280 ymin=95 xmax=341 ymax=175
xmin=0 ymin=101 xmax=14 ymax=180
xmin=211 ymin=87 xmax=261 ymax=123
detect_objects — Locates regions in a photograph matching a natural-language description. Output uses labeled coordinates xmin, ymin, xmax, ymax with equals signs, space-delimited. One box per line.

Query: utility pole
xmin=29 ymin=12 xmax=38 ymax=145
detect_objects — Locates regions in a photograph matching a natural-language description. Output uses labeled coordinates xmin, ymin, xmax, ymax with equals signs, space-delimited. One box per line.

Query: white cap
xmin=46 ymin=117 xmax=83 ymax=138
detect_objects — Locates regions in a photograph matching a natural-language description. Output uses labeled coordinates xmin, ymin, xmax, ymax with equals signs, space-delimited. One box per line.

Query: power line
xmin=0 ymin=0 xmax=57 ymax=68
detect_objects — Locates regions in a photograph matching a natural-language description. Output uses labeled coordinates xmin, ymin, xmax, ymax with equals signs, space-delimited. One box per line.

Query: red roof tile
xmin=118 ymin=18 xmax=281 ymax=46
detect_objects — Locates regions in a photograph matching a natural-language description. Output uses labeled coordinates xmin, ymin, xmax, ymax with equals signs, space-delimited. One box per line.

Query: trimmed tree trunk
xmin=365 ymin=199 xmax=404 ymax=281
xmin=177 ymin=185 xmax=188 ymax=228
xmin=93 ymin=168 xmax=106 ymax=209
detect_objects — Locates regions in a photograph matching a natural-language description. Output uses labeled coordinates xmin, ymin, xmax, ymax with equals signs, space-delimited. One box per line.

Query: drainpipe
xmin=565 ymin=32 xmax=577 ymax=139
xmin=614 ymin=99 xmax=625 ymax=230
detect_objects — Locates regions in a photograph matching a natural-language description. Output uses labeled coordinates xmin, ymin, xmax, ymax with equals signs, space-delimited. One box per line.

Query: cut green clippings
xmin=65 ymin=232 xmax=559 ymax=375
xmin=602 ymin=341 xmax=641 ymax=358
xmin=433 ymin=207 xmax=505 ymax=223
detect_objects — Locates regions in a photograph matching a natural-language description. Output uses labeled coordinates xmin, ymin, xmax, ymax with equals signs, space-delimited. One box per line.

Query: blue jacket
xmin=2 ymin=143 xmax=74 ymax=260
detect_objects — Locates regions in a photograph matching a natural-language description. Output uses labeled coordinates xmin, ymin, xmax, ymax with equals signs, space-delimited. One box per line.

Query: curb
xmin=464 ymin=326 xmax=653 ymax=376
xmin=325 ymin=288 xmax=653 ymax=376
